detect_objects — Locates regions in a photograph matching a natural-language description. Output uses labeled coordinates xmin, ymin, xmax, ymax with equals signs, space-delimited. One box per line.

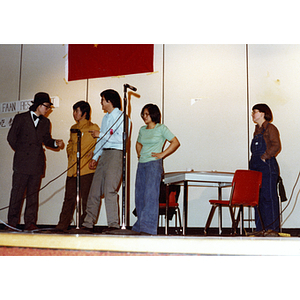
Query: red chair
xmin=204 ymin=169 xmax=264 ymax=235
xmin=159 ymin=184 xmax=182 ymax=234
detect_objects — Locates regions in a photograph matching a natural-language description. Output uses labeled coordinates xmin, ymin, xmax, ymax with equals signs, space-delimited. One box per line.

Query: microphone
xmin=124 ymin=84 xmax=137 ymax=92
xmin=70 ymin=129 xmax=81 ymax=134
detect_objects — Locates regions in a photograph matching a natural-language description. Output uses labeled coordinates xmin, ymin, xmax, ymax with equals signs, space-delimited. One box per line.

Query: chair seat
xmin=209 ymin=199 xmax=257 ymax=207
xmin=159 ymin=203 xmax=179 ymax=208
xmin=209 ymin=200 xmax=230 ymax=206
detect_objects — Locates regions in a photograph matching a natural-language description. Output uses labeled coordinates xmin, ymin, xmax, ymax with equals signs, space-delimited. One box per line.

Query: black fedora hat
xmin=32 ymin=92 xmax=53 ymax=106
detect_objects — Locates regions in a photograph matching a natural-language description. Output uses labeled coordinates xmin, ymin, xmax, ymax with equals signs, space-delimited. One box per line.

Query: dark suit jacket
xmin=7 ymin=111 xmax=58 ymax=175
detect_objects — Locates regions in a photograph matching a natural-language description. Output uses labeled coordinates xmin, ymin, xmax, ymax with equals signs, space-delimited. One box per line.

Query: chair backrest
xmin=230 ymin=169 xmax=262 ymax=207
xmin=168 ymin=191 xmax=178 ymax=206
xmin=159 ymin=183 xmax=180 ymax=207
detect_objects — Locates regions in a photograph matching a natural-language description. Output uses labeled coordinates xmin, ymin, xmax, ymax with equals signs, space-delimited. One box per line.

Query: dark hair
xmin=252 ymin=103 xmax=273 ymax=121
xmin=73 ymin=100 xmax=91 ymax=120
xmin=141 ymin=104 xmax=161 ymax=124
xmin=29 ymin=103 xmax=40 ymax=112
xmin=100 ymin=89 xmax=121 ymax=109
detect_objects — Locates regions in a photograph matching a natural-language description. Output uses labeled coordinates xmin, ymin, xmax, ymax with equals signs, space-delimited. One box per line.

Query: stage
xmin=0 ymin=228 xmax=299 ymax=256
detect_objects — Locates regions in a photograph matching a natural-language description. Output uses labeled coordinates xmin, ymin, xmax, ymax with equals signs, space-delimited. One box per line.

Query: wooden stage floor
xmin=0 ymin=227 xmax=300 ymax=256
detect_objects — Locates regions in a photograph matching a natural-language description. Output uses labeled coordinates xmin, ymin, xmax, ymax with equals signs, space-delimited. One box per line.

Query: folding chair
xmin=159 ymin=183 xmax=182 ymax=235
xmin=204 ymin=169 xmax=264 ymax=235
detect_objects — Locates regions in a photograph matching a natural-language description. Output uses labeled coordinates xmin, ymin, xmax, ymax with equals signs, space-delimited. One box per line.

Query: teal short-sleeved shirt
xmin=137 ymin=123 xmax=175 ymax=163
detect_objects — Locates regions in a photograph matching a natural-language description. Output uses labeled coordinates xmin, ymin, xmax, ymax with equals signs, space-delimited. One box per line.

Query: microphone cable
xmin=263 ymin=171 xmax=300 ymax=230
xmin=245 ymin=171 xmax=300 ymax=233
xmin=0 ymin=219 xmax=22 ymax=232
xmin=280 ymin=171 xmax=300 ymax=226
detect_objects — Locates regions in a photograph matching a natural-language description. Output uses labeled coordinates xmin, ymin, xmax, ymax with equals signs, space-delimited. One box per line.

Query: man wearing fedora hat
xmin=7 ymin=92 xmax=64 ymax=231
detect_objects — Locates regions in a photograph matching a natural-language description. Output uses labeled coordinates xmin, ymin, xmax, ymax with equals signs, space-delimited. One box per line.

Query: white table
xmin=163 ymin=171 xmax=234 ymax=235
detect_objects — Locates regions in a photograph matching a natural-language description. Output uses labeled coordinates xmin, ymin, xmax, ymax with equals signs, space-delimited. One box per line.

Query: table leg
xmin=165 ymin=184 xmax=169 ymax=235
xmin=218 ymin=187 xmax=222 ymax=235
xmin=183 ymin=181 xmax=188 ymax=236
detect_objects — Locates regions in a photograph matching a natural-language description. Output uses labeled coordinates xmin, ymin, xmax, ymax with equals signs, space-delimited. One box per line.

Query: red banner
xmin=68 ymin=44 xmax=154 ymax=81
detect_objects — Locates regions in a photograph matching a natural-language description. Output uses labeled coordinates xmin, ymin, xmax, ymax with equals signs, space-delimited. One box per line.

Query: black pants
xmin=8 ymin=172 xmax=42 ymax=229
xmin=56 ymin=173 xmax=94 ymax=230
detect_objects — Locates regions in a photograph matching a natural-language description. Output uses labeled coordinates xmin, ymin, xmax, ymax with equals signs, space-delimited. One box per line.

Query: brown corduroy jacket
xmin=253 ymin=121 xmax=281 ymax=160
xmin=67 ymin=118 xmax=100 ymax=177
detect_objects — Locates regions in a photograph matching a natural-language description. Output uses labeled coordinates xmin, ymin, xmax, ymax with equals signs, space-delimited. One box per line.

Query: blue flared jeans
xmin=132 ymin=159 xmax=163 ymax=235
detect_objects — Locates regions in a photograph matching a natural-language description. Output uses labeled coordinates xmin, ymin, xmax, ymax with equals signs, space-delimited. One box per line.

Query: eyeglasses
xmin=251 ymin=110 xmax=260 ymax=115
xmin=42 ymin=104 xmax=51 ymax=109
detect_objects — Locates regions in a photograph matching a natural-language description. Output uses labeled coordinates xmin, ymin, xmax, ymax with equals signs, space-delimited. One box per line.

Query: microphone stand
xmin=75 ymin=130 xmax=81 ymax=229
xmin=121 ymin=84 xmax=129 ymax=230
xmin=68 ymin=129 xmax=82 ymax=233
xmin=109 ymin=84 xmax=140 ymax=235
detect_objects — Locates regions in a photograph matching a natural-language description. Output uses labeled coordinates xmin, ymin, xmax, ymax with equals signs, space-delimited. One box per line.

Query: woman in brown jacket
xmin=249 ymin=103 xmax=281 ymax=232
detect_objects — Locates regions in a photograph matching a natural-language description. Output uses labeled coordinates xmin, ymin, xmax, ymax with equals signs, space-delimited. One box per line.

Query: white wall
xmin=164 ymin=44 xmax=248 ymax=227
xmin=0 ymin=44 xmax=299 ymax=229
xmin=248 ymin=45 xmax=300 ymax=228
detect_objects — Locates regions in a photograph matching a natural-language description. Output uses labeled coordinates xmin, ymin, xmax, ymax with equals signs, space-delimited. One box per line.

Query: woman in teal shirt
xmin=132 ymin=104 xmax=180 ymax=235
